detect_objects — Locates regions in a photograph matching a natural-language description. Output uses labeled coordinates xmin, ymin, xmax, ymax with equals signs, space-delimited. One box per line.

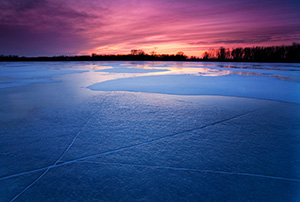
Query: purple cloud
xmin=0 ymin=0 xmax=299 ymax=56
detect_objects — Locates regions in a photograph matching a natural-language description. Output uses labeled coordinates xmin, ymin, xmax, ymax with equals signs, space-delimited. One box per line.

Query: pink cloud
xmin=0 ymin=0 xmax=299 ymax=56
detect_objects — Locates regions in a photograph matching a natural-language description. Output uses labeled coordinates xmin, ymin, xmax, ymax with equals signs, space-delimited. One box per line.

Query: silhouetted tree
xmin=131 ymin=49 xmax=145 ymax=55
xmin=231 ymin=48 xmax=243 ymax=60
xmin=176 ymin=51 xmax=185 ymax=56
xmin=217 ymin=47 xmax=226 ymax=60
xmin=1 ymin=43 xmax=299 ymax=62
xmin=202 ymin=49 xmax=218 ymax=60
xmin=202 ymin=51 xmax=209 ymax=60
xmin=175 ymin=51 xmax=187 ymax=60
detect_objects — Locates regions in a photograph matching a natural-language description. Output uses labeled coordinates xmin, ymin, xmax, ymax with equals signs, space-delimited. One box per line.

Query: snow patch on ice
xmin=95 ymin=67 xmax=169 ymax=73
xmin=88 ymin=74 xmax=300 ymax=104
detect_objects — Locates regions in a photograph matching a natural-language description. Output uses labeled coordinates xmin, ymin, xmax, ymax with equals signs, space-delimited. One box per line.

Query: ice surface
xmin=88 ymin=74 xmax=300 ymax=104
xmin=95 ymin=67 xmax=169 ymax=73
xmin=87 ymin=61 xmax=300 ymax=104
xmin=1 ymin=61 xmax=299 ymax=104
xmin=1 ymin=61 xmax=300 ymax=201
xmin=0 ymin=62 xmax=89 ymax=89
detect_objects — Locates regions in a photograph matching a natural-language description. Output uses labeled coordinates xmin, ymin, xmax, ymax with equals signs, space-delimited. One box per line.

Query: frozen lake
xmin=0 ymin=61 xmax=300 ymax=201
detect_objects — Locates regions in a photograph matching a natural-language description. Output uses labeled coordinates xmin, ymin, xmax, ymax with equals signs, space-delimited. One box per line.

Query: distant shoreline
xmin=1 ymin=43 xmax=299 ymax=63
xmin=0 ymin=58 xmax=299 ymax=63
xmin=0 ymin=55 xmax=299 ymax=63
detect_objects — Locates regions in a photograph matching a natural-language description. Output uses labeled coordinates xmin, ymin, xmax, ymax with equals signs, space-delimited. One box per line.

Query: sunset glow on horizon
xmin=1 ymin=0 xmax=299 ymax=57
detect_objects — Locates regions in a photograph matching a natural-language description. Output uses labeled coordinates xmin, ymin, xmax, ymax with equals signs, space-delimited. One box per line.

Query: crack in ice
xmin=9 ymin=95 xmax=111 ymax=201
xmin=2 ymin=108 xmax=258 ymax=185
xmin=78 ymin=160 xmax=300 ymax=183
xmin=9 ymin=169 xmax=49 ymax=202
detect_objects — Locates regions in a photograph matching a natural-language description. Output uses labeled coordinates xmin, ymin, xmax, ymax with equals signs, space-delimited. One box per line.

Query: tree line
xmin=0 ymin=43 xmax=299 ymax=62
xmin=202 ymin=43 xmax=300 ymax=62
xmin=0 ymin=51 xmax=188 ymax=62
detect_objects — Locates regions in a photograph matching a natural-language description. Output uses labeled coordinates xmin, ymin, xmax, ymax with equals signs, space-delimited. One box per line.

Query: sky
xmin=0 ymin=0 xmax=299 ymax=57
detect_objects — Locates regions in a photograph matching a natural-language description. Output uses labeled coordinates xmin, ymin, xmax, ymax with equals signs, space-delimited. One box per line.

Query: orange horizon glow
xmin=0 ymin=0 xmax=299 ymax=57
xmin=82 ymin=41 xmax=298 ymax=58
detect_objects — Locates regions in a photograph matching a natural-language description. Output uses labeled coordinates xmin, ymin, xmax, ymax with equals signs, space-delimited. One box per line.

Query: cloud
xmin=214 ymin=40 xmax=247 ymax=44
xmin=0 ymin=0 xmax=100 ymax=55
xmin=8 ymin=0 xmax=47 ymax=11
xmin=0 ymin=0 xmax=299 ymax=56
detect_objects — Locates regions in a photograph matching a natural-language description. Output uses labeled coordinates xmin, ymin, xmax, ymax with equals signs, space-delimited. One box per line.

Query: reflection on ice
xmin=87 ymin=61 xmax=300 ymax=104
xmin=0 ymin=61 xmax=299 ymax=103
xmin=95 ymin=67 xmax=169 ymax=74
xmin=92 ymin=61 xmax=300 ymax=80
